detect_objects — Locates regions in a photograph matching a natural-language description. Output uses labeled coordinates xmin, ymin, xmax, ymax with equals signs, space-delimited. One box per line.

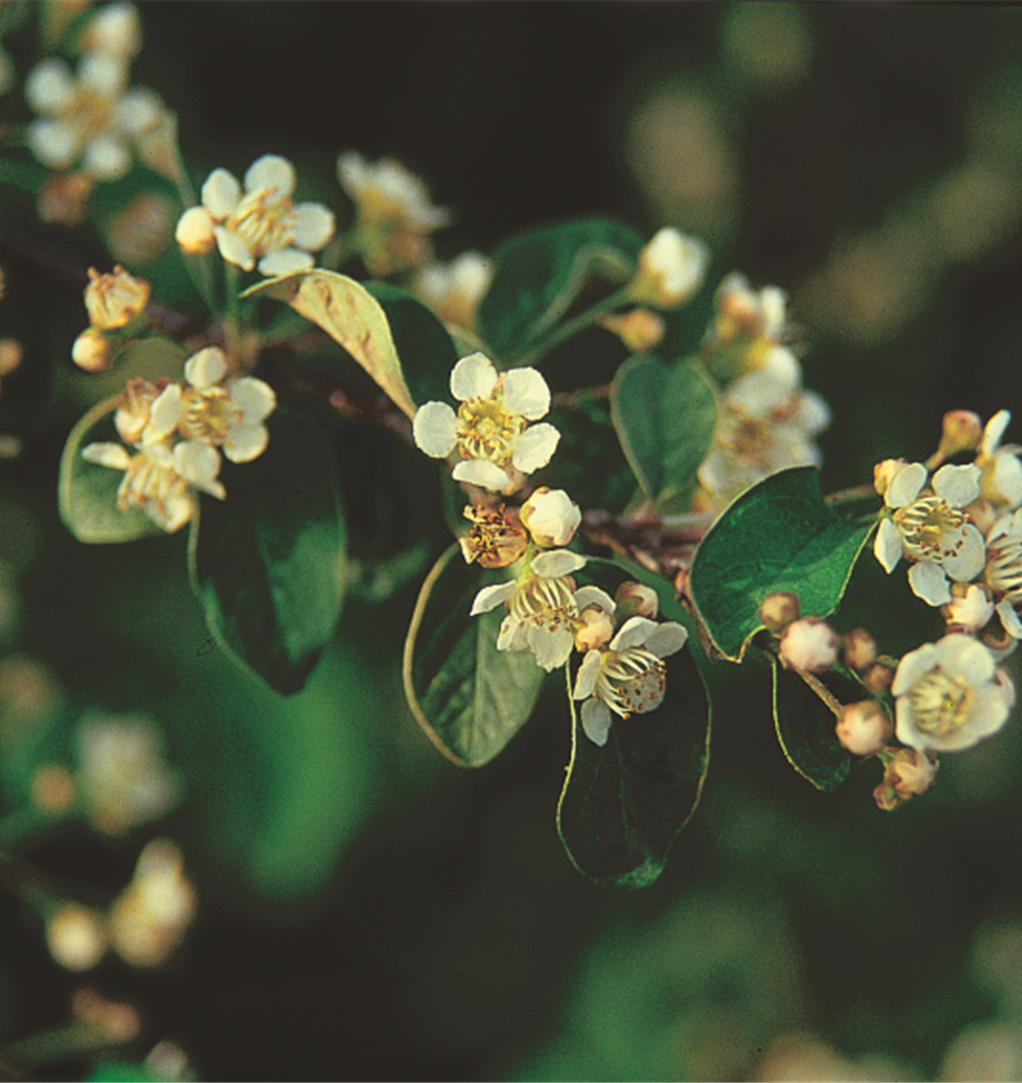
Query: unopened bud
xmin=575 ymin=605 xmax=615 ymax=652
xmin=37 ymin=171 xmax=92 ymax=226
xmin=939 ymin=410 xmax=983 ymax=457
xmin=835 ymin=701 xmax=892 ymax=757
xmin=71 ymin=988 xmax=141 ymax=1043
xmin=759 ymin=591 xmax=800 ymax=633
xmin=0 ymin=338 xmax=22 ymax=378
xmin=175 ymin=205 xmax=216 ymax=256
xmin=84 ymin=266 xmax=150 ymax=331
xmin=520 ymin=487 xmax=581 ymax=548
xmin=32 ymin=764 xmax=76 ymax=815
xmin=615 ymin=581 xmax=659 ymax=621
xmin=46 ymin=904 xmax=108 ymax=972
xmin=862 ymin=661 xmax=895 ymax=695
xmin=874 ymin=747 xmax=939 ymax=810
xmin=631 ymin=227 xmax=709 ymax=308
xmin=598 ymin=308 xmax=665 ymax=353
xmin=72 ymin=328 xmax=115 ymax=373
xmin=778 ymin=617 xmax=838 ymax=673
xmin=841 ymin=628 xmax=877 ymax=671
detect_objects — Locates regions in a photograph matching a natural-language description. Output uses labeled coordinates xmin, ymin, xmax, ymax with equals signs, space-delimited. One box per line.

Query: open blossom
xmin=25 ymin=53 xmax=163 ymax=180
xmin=892 ymin=633 xmax=1015 ymax=753
xmin=413 ymin=353 xmax=560 ymax=493
xmin=470 ymin=550 xmax=599 ymax=672
xmin=631 ymin=227 xmax=709 ymax=308
xmin=975 ymin=410 xmax=1022 ymax=510
xmin=874 ymin=747 xmax=939 ymax=810
xmin=874 ymin=462 xmax=986 ymax=606
xmin=520 ymin=488 xmax=580 ymax=548
xmin=176 ymin=155 xmax=335 ymax=275
xmin=412 ymin=251 xmax=492 ymax=332
xmin=696 ymin=345 xmax=830 ymax=513
xmin=81 ymin=439 xmax=197 ymax=532
xmin=573 ymin=615 xmax=689 ymax=746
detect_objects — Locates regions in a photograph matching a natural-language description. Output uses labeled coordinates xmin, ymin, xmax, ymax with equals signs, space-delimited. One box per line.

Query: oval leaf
xmin=610 ymin=354 xmax=718 ymax=514
xmin=189 ymin=408 xmax=346 ymax=695
xmin=772 ymin=663 xmax=852 ymax=791
xmin=557 ymin=637 xmax=711 ymax=888
xmin=244 ymin=269 xmax=417 ymax=419
xmin=688 ymin=466 xmax=878 ymax=661
xmin=403 ymin=544 xmax=546 ymax=767
xmin=477 ymin=217 xmax=644 ymax=361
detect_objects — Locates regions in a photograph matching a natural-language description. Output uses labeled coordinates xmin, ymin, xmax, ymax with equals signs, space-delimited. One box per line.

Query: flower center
xmin=895 ymin=496 xmax=970 ymax=562
xmin=456 ymin=396 xmax=525 ymax=466
xmin=719 ymin=407 xmax=773 ymax=467
xmin=119 ymin=448 xmax=187 ymax=518
xmin=596 ymin=647 xmax=667 ymax=718
xmin=509 ymin=574 xmax=578 ymax=634
xmin=179 ymin=387 xmax=238 ymax=443
xmin=64 ymin=87 xmax=114 ymax=142
xmin=462 ymin=505 xmax=527 ymax=569
xmin=908 ymin=667 xmax=975 ymax=736
xmin=227 ymin=186 xmax=296 ymax=257
xmin=985 ymin=532 xmax=1022 ymax=602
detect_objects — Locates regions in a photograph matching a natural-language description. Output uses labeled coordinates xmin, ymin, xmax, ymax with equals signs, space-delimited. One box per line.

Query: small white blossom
xmin=976 ymin=410 xmax=1022 ymax=510
xmin=945 ymin=584 xmax=996 ymax=633
xmin=412 ymin=251 xmax=492 ymax=331
xmin=984 ymin=508 xmax=1022 ymax=638
xmin=778 ymin=617 xmax=838 ymax=673
xmin=520 ymin=487 xmax=580 ymax=548
xmin=892 ymin=633 xmax=1015 ymax=753
xmin=470 ymin=550 xmax=596 ymax=672
xmin=81 ymin=440 xmax=197 ymax=532
xmin=874 ymin=462 xmax=986 ymax=607
xmin=632 ymin=227 xmax=709 ymax=308
xmin=711 ymin=273 xmax=789 ymax=347
xmin=177 ymin=155 xmax=335 ymax=275
xmin=573 ymin=615 xmax=689 ymax=746
xmin=413 ymin=353 xmax=560 ymax=493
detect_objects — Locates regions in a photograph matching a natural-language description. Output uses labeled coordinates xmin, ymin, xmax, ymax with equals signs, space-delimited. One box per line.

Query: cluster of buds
xmin=71 ymin=265 xmax=150 ymax=373
xmin=81 ymin=345 xmax=276 ymax=532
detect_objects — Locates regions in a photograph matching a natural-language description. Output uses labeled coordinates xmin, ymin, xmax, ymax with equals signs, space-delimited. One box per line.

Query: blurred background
xmin=5 ymin=2 xmax=1022 ymax=1079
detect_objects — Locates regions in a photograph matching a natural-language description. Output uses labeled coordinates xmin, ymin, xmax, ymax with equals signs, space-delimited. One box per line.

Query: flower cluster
xmin=71 ymin=265 xmax=150 ymax=373
xmin=82 ymin=346 xmax=276 ymax=532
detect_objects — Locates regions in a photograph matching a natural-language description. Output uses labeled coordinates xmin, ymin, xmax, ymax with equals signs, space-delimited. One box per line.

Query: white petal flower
xmin=178 ymin=154 xmax=334 ymax=275
xmin=413 ymin=353 xmax=560 ymax=493
xmin=337 ymin=150 xmax=450 ymax=231
xmin=412 ymin=251 xmax=493 ymax=331
xmin=976 ymin=410 xmax=1022 ymax=509
xmin=81 ymin=440 xmax=196 ymax=533
xmin=633 ymin=227 xmax=709 ymax=308
xmin=892 ymin=634 xmax=1014 ymax=753
xmin=572 ymin=614 xmax=689 ymax=746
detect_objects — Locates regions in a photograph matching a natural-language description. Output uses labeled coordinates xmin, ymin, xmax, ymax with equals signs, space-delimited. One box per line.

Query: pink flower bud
xmin=520 ymin=487 xmax=581 ymax=548
xmin=778 ymin=617 xmax=838 ymax=673
xmin=841 ymin=628 xmax=877 ymax=671
xmin=835 ymin=701 xmax=892 ymax=757
xmin=939 ymin=410 xmax=983 ymax=457
xmin=759 ymin=591 xmax=800 ymax=633
xmin=862 ymin=662 xmax=895 ymax=695
xmin=614 ymin=580 xmax=659 ymax=620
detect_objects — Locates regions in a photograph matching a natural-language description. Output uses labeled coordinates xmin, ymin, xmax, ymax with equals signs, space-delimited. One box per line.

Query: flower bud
xmin=0 ymin=338 xmax=22 ymax=378
xmin=597 ymin=308 xmax=665 ymax=352
xmin=520 ymin=488 xmax=581 ymax=548
xmin=938 ymin=410 xmax=983 ymax=457
xmin=31 ymin=763 xmax=76 ymax=815
xmin=874 ymin=747 xmax=939 ymax=810
xmin=72 ymin=328 xmax=115 ymax=373
xmin=862 ymin=660 xmax=895 ymax=695
xmin=759 ymin=591 xmax=800 ymax=633
xmin=175 ymin=205 xmax=217 ymax=256
xmin=37 ymin=171 xmax=92 ymax=226
xmin=778 ymin=617 xmax=838 ymax=673
xmin=46 ymin=903 xmax=108 ymax=972
xmin=84 ymin=265 xmax=151 ymax=331
xmin=631 ymin=227 xmax=709 ymax=308
xmin=835 ymin=701 xmax=892 ymax=757
xmin=943 ymin=583 xmax=995 ymax=634
xmin=575 ymin=605 xmax=615 ymax=652
xmin=841 ymin=628 xmax=877 ymax=671
xmin=615 ymin=580 xmax=659 ymax=621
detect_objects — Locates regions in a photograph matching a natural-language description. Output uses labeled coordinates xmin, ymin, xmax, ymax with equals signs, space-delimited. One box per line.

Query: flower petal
xmin=932 ymin=463 xmax=981 ymax=507
xmin=146 ymin=384 xmax=183 ymax=442
xmin=82 ymin=133 xmax=130 ymax=181
xmin=501 ymin=367 xmax=550 ymax=420
xmin=25 ymin=58 xmax=75 ymax=114
xmin=452 ymin=458 xmax=511 ymax=491
xmin=27 ymin=118 xmax=80 ymax=170
xmin=644 ymin=621 xmax=689 ymax=659
xmin=223 ymin=422 xmax=268 ymax=464
xmin=257 ymin=248 xmax=314 ymax=277
xmin=293 ymin=203 xmax=336 ymax=251
xmin=874 ymin=518 xmax=903 ymax=574
xmin=185 ymin=346 xmax=227 ymax=389
xmin=412 ymin=401 xmax=458 ymax=457
xmin=573 ymin=650 xmax=602 ymax=700
xmin=908 ymin=561 xmax=952 ymax=607
xmin=230 ymin=377 xmax=276 ymax=425
xmin=82 ymin=442 xmax=131 ymax=470
xmin=531 ymin=549 xmax=586 ymax=577
xmin=886 ymin=462 xmax=927 ymax=508
xmin=201 ymin=168 xmax=241 ymax=220
xmin=942 ymin=524 xmax=985 ymax=582
xmin=999 ymin=599 xmax=1022 ymax=639
xmin=511 ymin=422 xmax=560 ymax=473
xmin=244 ymin=154 xmax=296 ymax=198
xmin=527 ymin=624 xmax=574 ymax=671
xmin=982 ymin=409 xmax=1011 ymax=456
xmin=213 ymin=226 xmax=255 ymax=272
xmin=574 ymin=586 xmax=616 ymax=614
xmin=610 ymin=615 xmax=659 ymax=652
xmin=470 ymin=581 xmax=516 ymax=616
xmin=581 ymin=697 xmax=613 ymax=747
xmin=173 ymin=440 xmax=224 ymax=499
xmin=450 ymin=353 xmax=498 ymax=401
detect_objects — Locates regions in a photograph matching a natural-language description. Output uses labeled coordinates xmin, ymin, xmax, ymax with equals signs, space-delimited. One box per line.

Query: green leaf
xmin=189 ymin=408 xmax=346 ymax=695
xmin=244 ymin=269 xmax=418 ymax=418
xmin=403 ymin=544 xmax=545 ymax=766
xmin=688 ymin=466 xmax=878 ymax=661
xmin=610 ymin=354 xmax=718 ymax=514
xmin=478 ymin=217 xmax=644 ymax=361
xmin=771 ymin=663 xmax=851 ymax=791
xmin=557 ymin=634 xmax=711 ymax=888
xmin=364 ymin=283 xmax=459 ymax=407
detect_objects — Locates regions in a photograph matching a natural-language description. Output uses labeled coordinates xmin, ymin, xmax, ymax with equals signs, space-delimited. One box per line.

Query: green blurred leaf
xmin=365 ymin=283 xmax=459 ymax=406
xmin=689 ymin=467 xmax=877 ymax=661
xmin=772 ymin=663 xmax=852 ymax=791
xmin=478 ymin=217 xmax=644 ymax=361
xmin=558 ymin=636 xmax=711 ymax=888
xmin=403 ymin=544 xmax=545 ymax=766
xmin=610 ymin=354 xmax=718 ymax=514
xmin=189 ymin=408 xmax=346 ymax=695
xmin=244 ymin=269 xmax=417 ymax=418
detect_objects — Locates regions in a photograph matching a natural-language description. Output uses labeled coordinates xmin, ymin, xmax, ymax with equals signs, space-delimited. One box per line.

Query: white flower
xmin=25 ymin=53 xmax=163 ymax=181
xmin=873 ymin=462 xmax=986 ymax=606
xmin=945 ymin=584 xmax=996 ymax=633
xmin=697 ymin=346 xmax=830 ymax=512
xmin=632 ymin=227 xmax=709 ymax=308
xmin=976 ymin=410 xmax=1022 ymax=510
xmin=892 ymin=633 xmax=1015 ymax=753
xmin=412 ymin=251 xmax=492 ymax=331
xmin=81 ymin=3 xmax=142 ymax=59
xmin=75 ymin=712 xmax=183 ymax=835
xmin=984 ymin=508 xmax=1022 ymax=638
xmin=778 ymin=617 xmax=838 ymax=673
xmin=412 ymin=352 xmax=560 ymax=493
xmin=470 ymin=550 xmax=594 ymax=672
xmin=81 ymin=439 xmax=197 ymax=532
xmin=146 ymin=346 xmax=276 ymax=496
xmin=337 ymin=151 xmax=450 ymax=231
xmin=520 ymin=487 xmax=580 ymax=548
xmin=573 ymin=615 xmax=689 ymax=746
xmin=712 ymin=273 xmax=788 ymax=346
xmin=176 ymin=155 xmax=335 ymax=275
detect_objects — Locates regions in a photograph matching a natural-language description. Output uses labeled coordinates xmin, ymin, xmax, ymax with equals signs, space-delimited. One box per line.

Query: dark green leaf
xmin=189 ymin=408 xmax=346 ymax=695
xmin=772 ymin=663 xmax=851 ymax=791
xmin=364 ymin=283 xmax=459 ymax=407
xmin=403 ymin=544 xmax=545 ymax=766
xmin=610 ymin=354 xmax=718 ymax=514
xmin=558 ymin=635 xmax=711 ymax=888
xmin=688 ymin=466 xmax=877 ymax=661
xmin=478 ymin=217 xmax=644 ymax=361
